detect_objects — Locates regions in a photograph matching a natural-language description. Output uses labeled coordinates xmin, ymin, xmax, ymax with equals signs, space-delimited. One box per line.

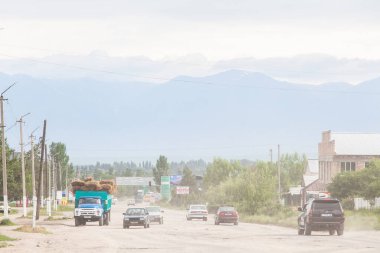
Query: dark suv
xmin=123 ymin=207 xmax=150 ymax=229
xmin=297 ymin=199 xmax=345 ymax=236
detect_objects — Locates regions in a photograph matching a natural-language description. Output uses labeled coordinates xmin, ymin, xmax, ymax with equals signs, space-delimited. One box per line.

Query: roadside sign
xmin=116 ymin=177 xmax=155 ymax=186
xmin=176 ymin=186 xmax=189 ymax=195
xmin=160 ymin=176 xmax=171 ymax=201
xmin=56 ymin=191 xmax=62 ymax=200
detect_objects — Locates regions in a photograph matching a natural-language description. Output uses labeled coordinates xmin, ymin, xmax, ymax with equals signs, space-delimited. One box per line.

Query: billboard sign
xmin=170 ymin=175 xmax=183 ymax=185
xmin=176 ymin=186 xmax=190 ymax=195
xmin=116 ymin=177 xmax=155 ymax=186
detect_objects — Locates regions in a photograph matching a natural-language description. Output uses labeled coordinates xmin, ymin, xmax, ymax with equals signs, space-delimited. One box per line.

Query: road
xmin=1 ymin=200 xmax=380 ymax=253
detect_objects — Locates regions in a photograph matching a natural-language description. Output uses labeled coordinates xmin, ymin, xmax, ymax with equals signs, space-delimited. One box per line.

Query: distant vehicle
xmin=186 ymin=204 xmax=208 ymax=221
xmin=135 ymin=190 xmax=144 ymax=203
xmin=0 ymin=205 xmax=11 ymax=213
xmin=298 ymin=199 xmax=345 ymax=236
xmin=214 ymin=206 xmax=239 ymax=225
xmin=112 ymin=197 xmax=118 ymax=205
xmin=74 ymin=190 xmax=112 ymax=226
xmin=123 ymin=207 xmax=150 ymax=229
xmin=128 ymin=199 xmax=136 ymax=206
xmin=146 ymin=206 xmax=164 ymax=224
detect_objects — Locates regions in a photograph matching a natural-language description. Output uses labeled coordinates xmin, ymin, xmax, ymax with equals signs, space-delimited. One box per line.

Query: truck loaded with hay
xmin=71 ymin=177 xmax=116 ymax=227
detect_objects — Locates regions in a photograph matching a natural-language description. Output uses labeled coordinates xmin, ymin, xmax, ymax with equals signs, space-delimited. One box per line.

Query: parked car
xmin=146 ymin=206 xmax=164 ymax=224
xmin=123 ymin=207 xmax=150 ymax=229
xmin=297 ymin=198 xmax=345 ymax=236
xmin=186 ymin=204 xmax=208 ymax=221
xmin=128 ymin=199 xmax=135 ymax=206
xmin=214 ymin=206 xmax=239 ymax=225
xmin=0 ymin=205 xmax=11 ymax=213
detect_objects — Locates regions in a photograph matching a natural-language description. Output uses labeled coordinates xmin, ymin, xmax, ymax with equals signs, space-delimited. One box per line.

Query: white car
xmin=0 ymin=205 xmax=11 ymax=213
xmin=146 ymin=206 xmax=164 ymax=224
xmin=186 ymin=204 xmax=208 ymax=221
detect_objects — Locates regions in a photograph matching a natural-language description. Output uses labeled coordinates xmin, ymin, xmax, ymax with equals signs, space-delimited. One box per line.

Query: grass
xmin=345 ymin=209 xmax=380 ymax=231
xmin=0 ymin=219 xmax=16 ymax=226
xmin=0 ymin=242 xmax=11 ymax=248
xmin=239 ymin=212 xmax=298 ymax=228
xmin=26 ymin=205 xmax=74 ymax=218
xmin=0 ymin=234 xmax=17 ymax=241
xmin=44 ymin=216 xmax=72 ymax=221
xmin=14 ymin=225 xmax=50 ymax=234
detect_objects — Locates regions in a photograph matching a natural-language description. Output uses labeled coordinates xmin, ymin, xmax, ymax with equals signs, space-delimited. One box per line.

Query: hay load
xmin=71 ymin=178 xmax=116 ymax=194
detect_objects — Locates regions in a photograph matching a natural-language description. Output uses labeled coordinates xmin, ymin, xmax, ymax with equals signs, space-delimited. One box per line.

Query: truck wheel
xmin=337 ymin=224 xmax=344 ymax=236
xmin=305 ymin=223 xmax=312 ymax=236
xmin=144 ymin=223 xmax=147 ymax=229
xmin=99 ymin=216 xmax=104 ymax=226
xmin=160 ymin=218 xmax=163 ymax=225
xmin=329 ymin=229 xmax=335 ymax=235
xmin=104 ymin=213 xmax=109 ymax=226
xmin=82 ymin=220 xmax=86 ymax=226
xmin=123 ymin=222 xmax=127 ymax=229
xmin=234 ymin=221 xmax=238 ymax=226
xmin=75 ymin=217 xmax=80 ymax=227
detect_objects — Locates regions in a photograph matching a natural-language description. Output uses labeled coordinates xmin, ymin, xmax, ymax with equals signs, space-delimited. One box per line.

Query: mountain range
xmin=1 ymin=69 xmax=379 ymax=164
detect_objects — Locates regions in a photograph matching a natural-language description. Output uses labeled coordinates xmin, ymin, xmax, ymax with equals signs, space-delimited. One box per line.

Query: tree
xmin=280 ymin=153 xmax=307 ymax=192
xmin=152 ymin=155 xmax=170 ymax=187
xmin=180 ymin=166 xmax=197 ymax=193
xmin=203 ymin=158 xmax=242 ymax=189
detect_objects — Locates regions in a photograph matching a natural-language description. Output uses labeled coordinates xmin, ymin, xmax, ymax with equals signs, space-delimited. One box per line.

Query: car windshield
xmin=219 ymin=207 xmax=235 ymax=212
xmin=79 ymin=198 xmax=101 ymax=205
xmin=191 ymin=205 xmax=206 ymax=210
xmin=146 ymin=207 xmax=160 ymax=212
xmin=312 ymin=201 xmax=341 ymax=211
xmin=126 ymin=208 xmax=146 ymax=215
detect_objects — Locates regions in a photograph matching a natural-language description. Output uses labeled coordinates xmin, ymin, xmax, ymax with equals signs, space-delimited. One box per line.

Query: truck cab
xmin=74 ymin=191 xmax=112 ymax=226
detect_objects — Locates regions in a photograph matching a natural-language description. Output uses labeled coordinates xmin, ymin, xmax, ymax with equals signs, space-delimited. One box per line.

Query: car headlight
xmin=124 ymin=217 xmax=129 ymax=221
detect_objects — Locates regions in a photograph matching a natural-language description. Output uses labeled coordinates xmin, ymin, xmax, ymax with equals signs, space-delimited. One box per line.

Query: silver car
xmin=186 ymin=204 xmax=208 ymax=221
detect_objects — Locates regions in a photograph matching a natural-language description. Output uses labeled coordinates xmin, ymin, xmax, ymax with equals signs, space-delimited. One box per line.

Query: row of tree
xmin=0 ymin=137 xmax=72 ymax=201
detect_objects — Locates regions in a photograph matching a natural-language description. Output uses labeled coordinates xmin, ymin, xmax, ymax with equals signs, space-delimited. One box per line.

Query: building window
xmin=340 ymin=162 xmax=356 ymax=172
xmin=340 ymin=162 xmax=346 ymax=172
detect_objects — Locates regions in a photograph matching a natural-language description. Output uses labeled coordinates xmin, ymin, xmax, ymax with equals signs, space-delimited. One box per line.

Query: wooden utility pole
xmin=47 ymin=151 xmax=52 ymax=217
xmin=0 ymin=83 xmax=15 ymax=219
xmin=36 ymin=120 xmax=46 ymax=220
xmin=0 ymin=95 xmax=8 ymax=218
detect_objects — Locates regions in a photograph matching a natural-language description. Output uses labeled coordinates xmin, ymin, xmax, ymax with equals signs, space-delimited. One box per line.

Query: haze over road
xmin=1 ymin=200 xmax=379 ymax=253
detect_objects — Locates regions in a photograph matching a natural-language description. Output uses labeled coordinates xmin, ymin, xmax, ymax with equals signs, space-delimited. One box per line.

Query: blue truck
xmin=74 ymin=190 xmax=112 ymax=226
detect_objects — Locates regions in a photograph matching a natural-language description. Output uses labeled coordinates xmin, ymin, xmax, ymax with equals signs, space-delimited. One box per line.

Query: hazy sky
xmin=1 ymin=0 xmax=380 ymax=60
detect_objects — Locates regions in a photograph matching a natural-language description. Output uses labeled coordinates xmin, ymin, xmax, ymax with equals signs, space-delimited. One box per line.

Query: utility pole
xmin=36 ymin=120 xmax=46 ymax=220
xmin=47 ymin=152 xmax=52 ymax=217
xmin=270 ymin=149 xmax=273 ymax=163
xmin=17 ymin=112 xmax=30 ymax=217
xmin=1 ymin=83 xmax=16 ymax=219
xmin=65 ymin=165 xmax=68 ymax=201
xmin=30 ymin=129 xmax=38 ymax=229
xmin=277 ymin=144 xmax=281 ymax=202
xmin=52 ymin=156 xmax=57 ymax=211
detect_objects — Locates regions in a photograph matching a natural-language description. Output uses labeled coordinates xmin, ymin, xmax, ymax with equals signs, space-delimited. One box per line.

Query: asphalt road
xmin=1 ymin=200 xmax=380 ymax=253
